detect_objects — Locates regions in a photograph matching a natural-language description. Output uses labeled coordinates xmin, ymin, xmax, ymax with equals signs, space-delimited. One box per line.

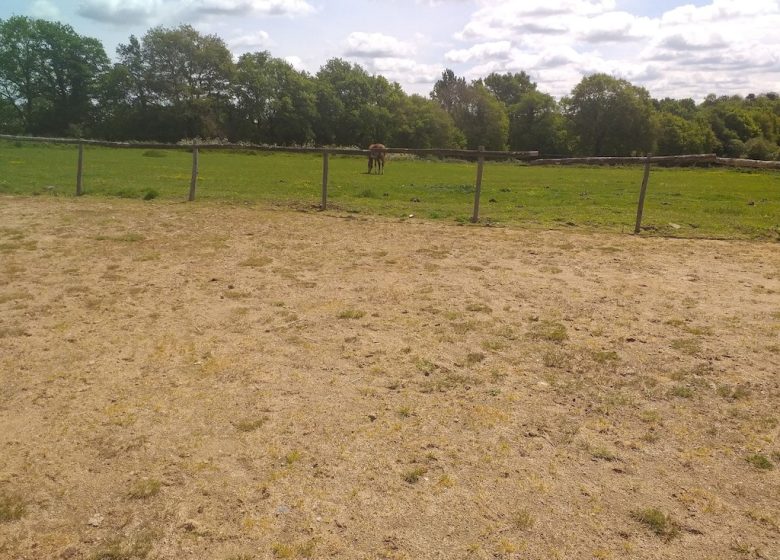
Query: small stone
xmin=275 ymin=504 xmax=292 ymax=515
xmin=87 ymin=514 xmax=103 ymax=527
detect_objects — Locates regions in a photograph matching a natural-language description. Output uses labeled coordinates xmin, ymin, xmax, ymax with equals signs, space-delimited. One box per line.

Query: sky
xmin=2 ymin=0 xmax=779 ymax=100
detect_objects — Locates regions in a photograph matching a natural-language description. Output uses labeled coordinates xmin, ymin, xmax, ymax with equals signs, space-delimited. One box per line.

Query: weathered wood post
xmin=471 ymin=145 xmax=485 ymax=223
xmin=321 ymin=150 xmax=329 ymax=210
xmin=634 ymin=153 xmax=652 ymax=234
xmin=188 ymin=145 xmax=199 ymax=201
xmin=76 ymin=142 xmax=84 ymax=196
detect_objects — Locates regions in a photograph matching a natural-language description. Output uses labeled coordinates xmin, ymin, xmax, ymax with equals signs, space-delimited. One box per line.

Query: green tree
xmin=114 ymin=25 xmax=234 ymax=140
xmin=655 ymin=112 xmax=718 ymax=155
xmin=313 ymin=58 xmax=406 ymax=147
xmin=564 ymin=74 xmax=656 ymax=156
xmin=431 ymin=69 xmax=467 ymax=114
xmin=432 ymin=70 xmax=509 ymax=150
xmin=0 ymin=16 xmax=109 ymax=135
xmin=231 ymin=51 xmax=316 ymax=144
xmin=507 ymin=90 xmax=569 ymax=155
xmin=745 ymin=137 xmax=778 ymax=160
xmin=314 ymin=58 xmax=373 ymax=145
xmin=457 ymin=85 xmax=509 ymax=150
xmin=480 ymin=71 xmax=536 ymax=106
xmin=389 ymin=94 xmax=464 ymax=149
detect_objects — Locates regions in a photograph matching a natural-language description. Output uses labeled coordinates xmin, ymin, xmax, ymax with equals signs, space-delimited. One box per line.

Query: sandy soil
xmin=0 ymin=196 xmax=778 ymax=560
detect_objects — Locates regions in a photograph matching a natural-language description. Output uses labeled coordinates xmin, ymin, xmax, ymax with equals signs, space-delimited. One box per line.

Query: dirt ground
xmin=0 ymin=196 xmax=778 ymax=560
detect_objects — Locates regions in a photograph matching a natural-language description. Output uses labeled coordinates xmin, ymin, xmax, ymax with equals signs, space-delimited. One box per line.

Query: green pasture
xmin=1 ymin=140 xmax=778 ymax=239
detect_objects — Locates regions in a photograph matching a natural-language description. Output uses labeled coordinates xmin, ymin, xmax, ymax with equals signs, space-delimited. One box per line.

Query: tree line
xmin=1 ymin=16 xmax=779 ymax=160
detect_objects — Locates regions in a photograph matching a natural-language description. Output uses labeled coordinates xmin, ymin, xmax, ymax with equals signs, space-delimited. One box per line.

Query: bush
xmin=722 ymin=138 xmax=746 ymax=158
xmin=745 ymin=137 xmax=778 ymax=161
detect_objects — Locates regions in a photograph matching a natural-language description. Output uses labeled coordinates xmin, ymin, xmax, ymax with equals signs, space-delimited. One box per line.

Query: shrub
xmin=745 ymin=137 xmax=778 ymax=161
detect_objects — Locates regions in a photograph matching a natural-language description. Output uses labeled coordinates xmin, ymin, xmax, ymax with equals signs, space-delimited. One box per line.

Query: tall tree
xmin=480 ymin=71 xmax=536 ymax=106
xmin=431 ymin=69 xmax=467 ymax=114
xmin=432 ymin=70 xmax=509 ymax=150
xmin=655 ymin=111 xmax=718 ymax=155
xmin=231 ymin=51 xmax=316 ymax=145
xmin=564 ymin=74 xmax=656 ymax=156
xmin=507 ymin=90 xmax=569 ymax=155
xmin=0 ymin=16 xmax=109 ymax=135
xmin=314 ymin=58 xmax=400 ymax=146
xmin=114 ymin=25 xmax=234 ymax=140
xmin=389 ymin=94 xmax=464 ymax=149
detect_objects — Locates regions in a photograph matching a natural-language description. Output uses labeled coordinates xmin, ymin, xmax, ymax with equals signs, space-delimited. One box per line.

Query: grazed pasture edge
xmin=2 ymin=136 xmax=778 ymax=240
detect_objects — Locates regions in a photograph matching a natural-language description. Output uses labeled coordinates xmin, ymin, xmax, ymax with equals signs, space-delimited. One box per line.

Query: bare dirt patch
xmin=1 ymin=197 xmax=778 ymax=559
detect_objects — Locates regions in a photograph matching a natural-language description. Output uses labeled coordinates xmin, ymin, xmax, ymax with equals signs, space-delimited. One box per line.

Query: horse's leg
xmin=368 ymin=155 xmax=373 ymax=174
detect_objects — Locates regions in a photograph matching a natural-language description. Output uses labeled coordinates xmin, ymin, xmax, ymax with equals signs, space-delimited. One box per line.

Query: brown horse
xmin=368 ymin=143 xmax=386 ymax=174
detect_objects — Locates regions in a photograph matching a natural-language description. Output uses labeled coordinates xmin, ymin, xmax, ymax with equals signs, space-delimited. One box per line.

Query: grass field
xmin=0 ymin=197 xmax=778 ymax=559
xmin=1 ymin=140 xmax=778 ymax=240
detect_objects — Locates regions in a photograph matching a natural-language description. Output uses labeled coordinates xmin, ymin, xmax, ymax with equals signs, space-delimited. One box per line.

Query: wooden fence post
xmin=634 ymin=153 xmax=652 ymax=234
xmin=471 ymin=145 xmax=485 ymax=223
xmin=76 ymin=142 xmax=84 ymax=196
xmin=321 ymin=151 xmax=329 ymax=210
xmin=188 ymin=146 xmax=199 ymax=201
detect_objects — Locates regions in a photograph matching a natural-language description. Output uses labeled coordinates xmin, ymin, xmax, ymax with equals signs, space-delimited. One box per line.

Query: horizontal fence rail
xmin=0 ymin=134 xmax=538 ymax=160
xmin=715 ymin=157 xmax=780 ymax=170
xmin=529 ymin=154 xmax=718 ymax=166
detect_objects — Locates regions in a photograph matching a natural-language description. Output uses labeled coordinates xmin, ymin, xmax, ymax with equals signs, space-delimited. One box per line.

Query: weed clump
xmin=337 ymin=309 xmax=365 ymax=319
xmin=235 ymin=417 xmax=268 ymax=432
xmin=0 ymin=491 xmax=25 ymax=522
xmin=632 ymin=508 xmax=679 ymax=538
xmin=511 ymin=509 xmax=535 ymax=530
xmin=128 ymin=478 xmax=161 ymax=500
xmin=528 ymin=320 xmax=568 ymax=343
xmin=403 ymin=467 xmax=428 ymax=484
xmin=746 ymin=454 xmax=774 ymax=470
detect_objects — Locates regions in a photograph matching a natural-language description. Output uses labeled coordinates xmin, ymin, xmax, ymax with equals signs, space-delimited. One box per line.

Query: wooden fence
xmin=0 ymin=134 xmax=537 ymax=223
xmin=2 ymin=134 xmax=779 ymax=233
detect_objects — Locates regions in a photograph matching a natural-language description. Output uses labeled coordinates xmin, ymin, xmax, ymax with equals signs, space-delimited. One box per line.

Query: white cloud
xmin=457 ymin=0 xmax=617 ymax=40
xmin=657 ymin=33 xmax=729 ymax=52
xmin=363 ymin=57 xmax=444 ymax=85
xmin=449 ymin=0 xmax=780 ymax=99
xmin=343 ymin=32 xmax=416 ymax=58
xmin=445 ymin=41 xmax=511 ymax=63
xmin=578 ymin=11 xmax=655 ymax=43
xmin=77 ymin=0 xmax=314 ymax=25
xmin=229 ymin=30 xmax=274 ymax=54
xmin=284 ymin=55 xmax=306 ymax=72
xmin=29 ymin=0 xmax=60 ymax=19
xmin=186 ymin=0 xmax=315 ymax=16
xmin=661 ymin=0 xmax=779 ymax=24
xmin=77 ymin=0 xmax=162 ymax=25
